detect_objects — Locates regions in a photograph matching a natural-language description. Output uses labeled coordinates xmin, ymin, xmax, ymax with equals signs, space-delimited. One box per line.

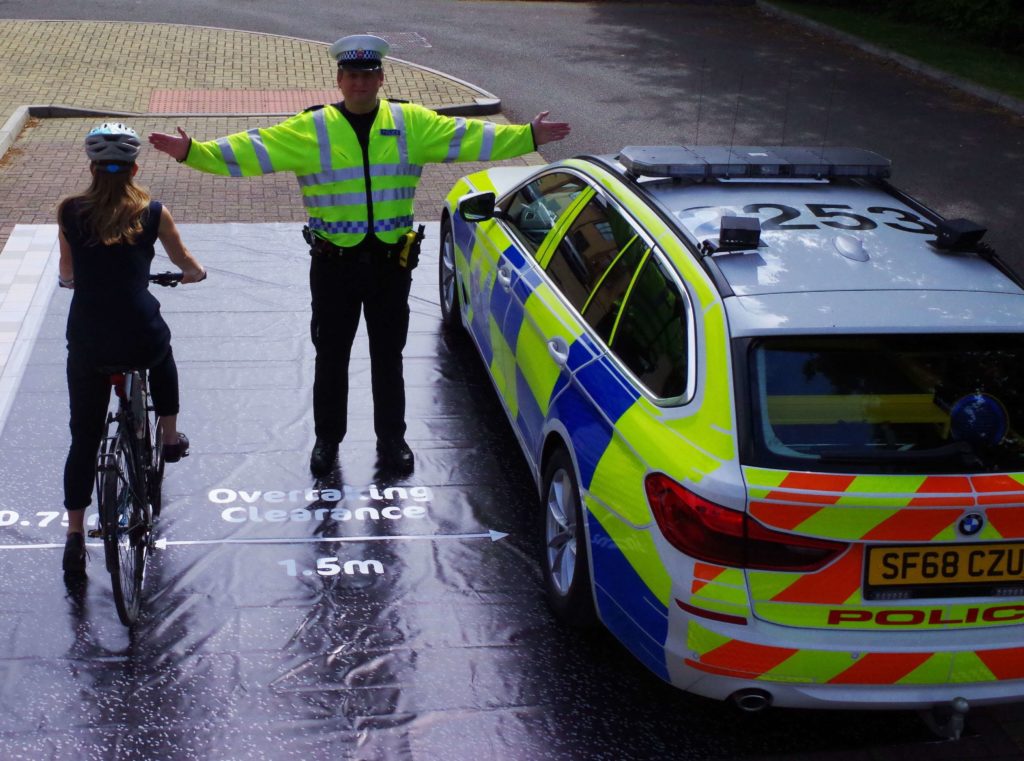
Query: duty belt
xmin=302 ymin=225 xmax=423 ymax=270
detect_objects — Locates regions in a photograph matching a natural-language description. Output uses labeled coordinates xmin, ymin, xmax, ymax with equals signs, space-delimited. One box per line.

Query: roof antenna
xmin=819 ymin=69 xmax=838 ymax=161
xmin=694 ymin=57 xmax=707 ymax=145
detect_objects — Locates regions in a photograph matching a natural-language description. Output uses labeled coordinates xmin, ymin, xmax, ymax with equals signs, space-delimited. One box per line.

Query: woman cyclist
xmin=58 ymin=123 xmax=206 ymax=579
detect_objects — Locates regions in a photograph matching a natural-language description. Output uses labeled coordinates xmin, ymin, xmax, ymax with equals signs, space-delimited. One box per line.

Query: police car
xmin=438 ymin=146 xmax=1024 ymax=716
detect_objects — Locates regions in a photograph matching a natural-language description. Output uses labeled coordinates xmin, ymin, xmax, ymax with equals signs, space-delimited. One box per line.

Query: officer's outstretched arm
xmin=148 ymin=127 xmax=192 ymax=162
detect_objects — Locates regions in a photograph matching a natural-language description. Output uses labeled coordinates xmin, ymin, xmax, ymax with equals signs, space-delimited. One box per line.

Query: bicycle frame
xmin=95 ymin=369 xmax=161 ymax=626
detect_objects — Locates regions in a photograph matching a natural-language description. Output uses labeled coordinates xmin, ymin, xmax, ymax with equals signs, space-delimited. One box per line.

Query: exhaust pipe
xmin=729 ymin=688 xmax=772 ymax=713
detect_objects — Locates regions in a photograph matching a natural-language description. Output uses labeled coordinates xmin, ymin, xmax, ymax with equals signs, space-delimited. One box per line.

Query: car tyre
xmin=439 ymin=218 xmax=463 ymax=332
xmin=541 ymin=447 xmax=597 ymax=627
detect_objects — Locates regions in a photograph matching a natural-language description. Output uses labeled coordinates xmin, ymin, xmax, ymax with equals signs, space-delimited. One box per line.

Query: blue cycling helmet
xmin=84 ymin=122 xmax=141 ymax=163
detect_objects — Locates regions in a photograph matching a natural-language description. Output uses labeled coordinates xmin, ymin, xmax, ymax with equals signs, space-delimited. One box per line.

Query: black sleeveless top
xmin=61 ymin=199 xmax=171 ymax=368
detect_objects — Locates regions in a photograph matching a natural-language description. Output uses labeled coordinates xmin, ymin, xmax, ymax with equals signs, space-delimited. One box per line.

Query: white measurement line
xmin=0 ymin=530 xmax=509 ymax=551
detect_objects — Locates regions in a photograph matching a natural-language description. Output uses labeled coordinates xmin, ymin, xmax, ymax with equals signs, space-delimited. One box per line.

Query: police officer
xmin=149 ymin=34 xmax=570 ymax=477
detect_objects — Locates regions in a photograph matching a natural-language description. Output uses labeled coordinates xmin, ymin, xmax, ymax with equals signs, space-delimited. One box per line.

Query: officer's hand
xmin=148 ymin=127 xmax=192 ymax=162
xmin=531 ymin=112 xmax=570 ymax=146
xmin=181 ymin=267 xmax=207 ymax=284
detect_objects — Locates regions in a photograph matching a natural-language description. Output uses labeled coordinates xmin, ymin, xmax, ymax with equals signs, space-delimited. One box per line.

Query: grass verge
xmin=773 ymin=1 xmax=1024 ymax=101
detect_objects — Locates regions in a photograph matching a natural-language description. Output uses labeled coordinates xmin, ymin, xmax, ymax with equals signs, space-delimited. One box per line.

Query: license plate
xmin=866 ymin=542 xmax=1024 ymax=587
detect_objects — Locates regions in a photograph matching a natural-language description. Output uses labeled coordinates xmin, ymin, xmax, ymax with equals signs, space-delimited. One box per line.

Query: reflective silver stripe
xmin=479 ymin=121 xmax=496 ymax=161
xmin=303 ymin=187 xmax=416 ymax=209
xmin=389 ymin=102 xmax=408 ymax=165
xmin=247 ymin=128 xmax=274 ymax=174
xmin=297 ymin=166 xmax=365 ymax=186
xmin=371 ymin=163 xmax=422 ymax=178
xmin=312 ymin=108 xmax=332 ymax=172
xmin=216 ymin=137 xmax=242 ymax=177
xmin=297 ymin=164 xmax=422 ymax=186
xmin=444 ymin=117 xmax=467 ymax=163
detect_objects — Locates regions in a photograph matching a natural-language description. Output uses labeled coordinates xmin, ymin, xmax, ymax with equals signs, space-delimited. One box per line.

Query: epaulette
xmin=302 ymin=104 xmax=327 ymax=113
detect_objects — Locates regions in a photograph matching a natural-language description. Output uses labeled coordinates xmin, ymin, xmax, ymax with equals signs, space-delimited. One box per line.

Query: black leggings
xmin=63 ymin=347 xmax=180 ymax=512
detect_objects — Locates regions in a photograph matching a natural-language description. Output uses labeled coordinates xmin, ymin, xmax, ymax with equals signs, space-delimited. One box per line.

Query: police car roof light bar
xmin=618 ymin=146 xmax=892 ymax=181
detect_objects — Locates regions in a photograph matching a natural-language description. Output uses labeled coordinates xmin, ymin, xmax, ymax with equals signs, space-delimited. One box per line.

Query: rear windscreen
xmin=745 ymin=334 xmax=1024 ymax=474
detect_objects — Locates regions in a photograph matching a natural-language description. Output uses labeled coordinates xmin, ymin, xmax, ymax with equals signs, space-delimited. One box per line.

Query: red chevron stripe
xmin=691 ymin=562 xmax=728 ymax=595
xmin=861 ymin=509 xmax=961 ymax=541
xmin=779 ymin=473 xmax=856 ymax=492
xmin=693 ymin=562 xmax=729 ymax=582
xmin=976 ymin=647 xmax=1024 ymax=680
xmin=986 ymin=508 xmax=1024 ymax=539
xmin=771 ymin=547 xmax=862 ymax=604
xmin=764 ymin=490 xmax=841 ymax=505
xmin=972 ymin=475 xmax=1024 ymax=493
xmin=828 ymin=652 xmax=933 ymax=684
xmin=916 ymin=476 xmax=972 ymax=493
xmin=979 ymin=493 xmax=1024 ymax=506
xmin=697 ymin=640 xmax=798 ymax=677
xmin=749 ymin=502 xmax=824 ymax=530
xmin=908 ymin=495 xmax=976 ymax=507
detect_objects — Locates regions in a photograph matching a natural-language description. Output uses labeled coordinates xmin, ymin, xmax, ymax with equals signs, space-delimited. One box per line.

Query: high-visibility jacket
xmin=183 ymin=99 xmax=536 ymax=247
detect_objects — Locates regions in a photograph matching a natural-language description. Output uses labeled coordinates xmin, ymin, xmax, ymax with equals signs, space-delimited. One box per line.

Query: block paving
xmin=0 ymin=19 xmax=543 ymax=249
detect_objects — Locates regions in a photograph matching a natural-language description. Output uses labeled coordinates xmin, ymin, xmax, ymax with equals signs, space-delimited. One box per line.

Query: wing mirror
xmin=458 ymin=191 xmax=497 ymax=223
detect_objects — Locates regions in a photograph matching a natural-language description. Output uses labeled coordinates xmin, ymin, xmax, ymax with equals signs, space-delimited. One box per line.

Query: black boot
xmin=377 ymin=437 xmax=414 ymax=475
xmin=62 ymin=532 xmax=87 ymax=578
xmin=310 ymin=438 xmax=339 ymax=478
xmin=163 ymin=432 xmax=190 ymax=463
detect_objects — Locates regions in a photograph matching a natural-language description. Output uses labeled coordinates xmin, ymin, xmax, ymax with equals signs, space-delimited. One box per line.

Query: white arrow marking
xmin=154 ymin=530 xmax=508 ymax=549
xmin=0 ymin=531 xmax=509 ymax=551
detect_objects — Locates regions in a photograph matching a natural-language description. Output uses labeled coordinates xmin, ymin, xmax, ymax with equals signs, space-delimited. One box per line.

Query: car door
xmin=487 ymin=171 xmax=589 ymax=464
xmin=517 ymin=189 xmax=661 ymax=475
xmin=561 ymin=234 xmax=695 ymax=666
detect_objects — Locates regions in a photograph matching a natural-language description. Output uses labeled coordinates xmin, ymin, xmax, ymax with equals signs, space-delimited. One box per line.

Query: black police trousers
xmin=309 ymin=251 xmax=412 ymax=445
xmin=63 ymin=346 xmax=179 ymax=511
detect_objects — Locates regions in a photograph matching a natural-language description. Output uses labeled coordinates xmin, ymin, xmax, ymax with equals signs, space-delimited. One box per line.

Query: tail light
xmin=644 ymin=473 xmax=847 ymax=572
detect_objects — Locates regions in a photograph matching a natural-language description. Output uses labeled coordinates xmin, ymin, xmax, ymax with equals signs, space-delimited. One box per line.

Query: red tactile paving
xmin=149 ymin=89 xmax=341 ymax=113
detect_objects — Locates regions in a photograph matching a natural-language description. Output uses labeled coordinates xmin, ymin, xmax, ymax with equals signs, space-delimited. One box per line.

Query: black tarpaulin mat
xmin=0 ymin=223 xmax=959 ymax=760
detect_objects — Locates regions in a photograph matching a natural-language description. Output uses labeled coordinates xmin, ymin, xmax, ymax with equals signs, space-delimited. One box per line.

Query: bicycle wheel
xmin=98 ymin=421 xmax=149 ymax=626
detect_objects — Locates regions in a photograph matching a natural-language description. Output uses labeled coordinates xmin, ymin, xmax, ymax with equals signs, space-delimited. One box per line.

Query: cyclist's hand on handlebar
xmin=181 ymin=267 xmax=207 ymax=284
xmin=148 ymin=127 xmax=192 ymax=162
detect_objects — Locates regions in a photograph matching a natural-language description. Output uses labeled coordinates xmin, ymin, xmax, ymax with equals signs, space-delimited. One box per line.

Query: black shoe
xmin=310 ymin=438 xmax=339 ymax=478
xmin=62 ymin=532 xmax=87 ymax=578
xmin=377 ymin=436 xmax=414 ymax=474
xmin=163 ymin=433 xmax=190 ymax=463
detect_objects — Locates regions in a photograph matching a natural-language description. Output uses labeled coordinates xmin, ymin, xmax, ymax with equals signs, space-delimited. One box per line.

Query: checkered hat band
xmin=339 ymin=50 xmax=381 ymax=61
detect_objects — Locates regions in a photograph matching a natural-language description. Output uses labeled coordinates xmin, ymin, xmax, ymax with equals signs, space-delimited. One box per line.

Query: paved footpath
xmin=0 ymin=19 xmax=543 ymax=408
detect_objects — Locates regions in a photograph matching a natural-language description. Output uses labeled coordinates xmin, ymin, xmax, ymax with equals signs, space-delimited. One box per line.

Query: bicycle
xmin=87 ymin=271 xmax=184 ymax=625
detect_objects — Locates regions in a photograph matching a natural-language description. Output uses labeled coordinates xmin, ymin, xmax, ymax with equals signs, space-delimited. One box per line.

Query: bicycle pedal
xmin=87 ymin=529 xmax=102 ymax=538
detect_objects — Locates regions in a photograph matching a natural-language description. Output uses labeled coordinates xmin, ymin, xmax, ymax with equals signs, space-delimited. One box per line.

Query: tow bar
xmin=920 ymin=696 xmax=970 ymax=740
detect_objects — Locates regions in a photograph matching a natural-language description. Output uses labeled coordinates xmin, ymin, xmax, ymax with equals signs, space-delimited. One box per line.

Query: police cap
xmin=330 ymin=34 xmax=390 ymax=70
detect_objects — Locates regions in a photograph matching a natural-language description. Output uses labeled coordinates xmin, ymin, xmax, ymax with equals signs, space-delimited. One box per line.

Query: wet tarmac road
xmin=2 ymin=223 xmax=1021 ymax=760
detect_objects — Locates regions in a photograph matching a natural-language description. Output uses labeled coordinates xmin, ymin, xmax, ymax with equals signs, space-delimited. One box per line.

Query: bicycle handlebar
xmin=149 ymin=271 xmax=185 ymax=287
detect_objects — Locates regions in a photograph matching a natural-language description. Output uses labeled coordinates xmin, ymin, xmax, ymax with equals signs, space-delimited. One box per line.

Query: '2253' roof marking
xmin=676 ymin=203 xmax=936 ymax=238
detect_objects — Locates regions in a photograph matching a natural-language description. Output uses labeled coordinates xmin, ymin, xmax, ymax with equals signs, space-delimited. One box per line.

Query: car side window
xmin=609 ymin=256 xmax=689 ymax=399
xmin=501 ymin=172 xmax=587 ymax=254
xmin=546 ymin=194 xmax=646 ymax=315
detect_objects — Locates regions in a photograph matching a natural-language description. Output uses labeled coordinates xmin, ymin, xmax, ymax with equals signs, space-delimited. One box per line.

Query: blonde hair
xmin=58 ymin=164 xmax=151 ymax=246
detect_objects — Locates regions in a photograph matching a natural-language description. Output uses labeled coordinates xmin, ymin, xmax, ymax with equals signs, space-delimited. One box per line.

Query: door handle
xmin=547 ymin=336 xmax=570 ymax=366
xmin=497 ymin=265 xmax=512 ymax=290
